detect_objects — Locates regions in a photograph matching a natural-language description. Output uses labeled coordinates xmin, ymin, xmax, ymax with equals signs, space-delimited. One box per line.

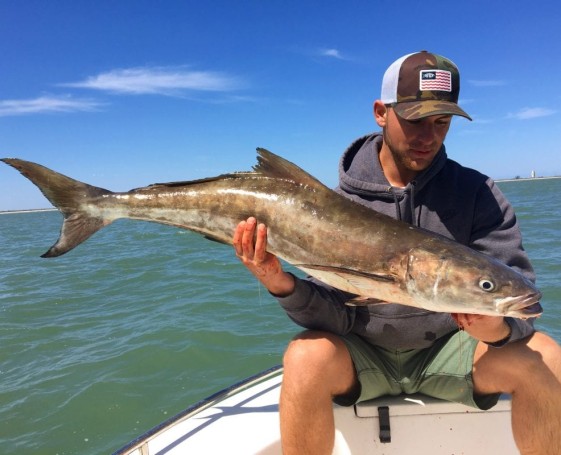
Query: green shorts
xmin=336 ymin=330 xmax=500 ymax=410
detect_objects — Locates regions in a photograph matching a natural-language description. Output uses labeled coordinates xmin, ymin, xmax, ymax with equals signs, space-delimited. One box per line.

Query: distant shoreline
xmin=0 ymin=208 xmax=56 ymax=215
xmin=495 ymin=175 xmax=561 ymax=183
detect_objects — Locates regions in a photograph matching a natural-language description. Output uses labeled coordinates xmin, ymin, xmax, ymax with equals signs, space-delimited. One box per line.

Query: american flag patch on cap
xmin=420 ymin=70 xmax=452 ymax=92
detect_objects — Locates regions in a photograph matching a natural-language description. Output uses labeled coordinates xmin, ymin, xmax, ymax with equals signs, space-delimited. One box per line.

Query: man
xmin=233 ymin=51 xmax=561 ymax=454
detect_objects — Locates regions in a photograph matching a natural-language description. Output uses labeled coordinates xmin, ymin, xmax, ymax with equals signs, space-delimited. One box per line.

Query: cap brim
xmin=393 ymin=100 xmax=472 ymax=121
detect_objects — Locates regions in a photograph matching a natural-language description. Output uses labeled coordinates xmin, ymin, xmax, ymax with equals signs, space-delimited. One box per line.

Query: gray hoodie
xmin=276 ymin=133 xmax=535 ymax=350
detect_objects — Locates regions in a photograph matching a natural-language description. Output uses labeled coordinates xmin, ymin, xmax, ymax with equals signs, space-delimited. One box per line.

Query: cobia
xmin=2 ymin=149 xmax=542 ymax=318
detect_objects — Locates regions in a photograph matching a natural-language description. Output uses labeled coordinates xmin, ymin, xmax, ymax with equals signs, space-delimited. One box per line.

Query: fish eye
xmin=479 ymin=279 xmax=496 ymax=292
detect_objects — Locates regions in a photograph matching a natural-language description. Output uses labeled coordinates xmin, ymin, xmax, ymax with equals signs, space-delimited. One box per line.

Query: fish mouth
xmin=498 ymin=292 xmax=543 ymax=318
xmin=517 ymin=302 xmax=543 ymax=317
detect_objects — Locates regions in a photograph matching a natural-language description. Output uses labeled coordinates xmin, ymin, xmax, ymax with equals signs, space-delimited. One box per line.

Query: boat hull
xmin=113 ymin=365 xmax=517 ymax=454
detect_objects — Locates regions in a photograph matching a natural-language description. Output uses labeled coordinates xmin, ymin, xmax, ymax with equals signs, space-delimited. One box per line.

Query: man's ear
xmin=373 ymin=100 xmax=388 ymax=127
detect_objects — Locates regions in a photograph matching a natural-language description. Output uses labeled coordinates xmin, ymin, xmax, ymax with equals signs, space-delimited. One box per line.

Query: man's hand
xmin=233 ymin=217 xmax=295 ymax=297
xmin=451 ymin=313 xmax=511 ymax=344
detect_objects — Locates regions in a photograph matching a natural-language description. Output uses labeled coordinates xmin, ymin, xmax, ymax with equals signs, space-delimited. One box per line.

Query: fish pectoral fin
xmin=297 ymin=264 xmax=396 ymax=283
xmin=345 ymin=297 xmax=389 ymax=307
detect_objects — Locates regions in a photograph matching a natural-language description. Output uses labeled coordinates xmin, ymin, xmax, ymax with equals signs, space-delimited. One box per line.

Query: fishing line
xmin=256 ymin=279 xmax=264 ymax=307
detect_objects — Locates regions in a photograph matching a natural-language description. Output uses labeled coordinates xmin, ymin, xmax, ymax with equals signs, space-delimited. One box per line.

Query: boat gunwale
xmin=111 ymin=364 xmax=283 ymax=455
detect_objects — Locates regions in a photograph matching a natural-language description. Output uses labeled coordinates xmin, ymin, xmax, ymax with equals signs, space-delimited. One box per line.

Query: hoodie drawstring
xmin=410 ymin=181 xmax=417 ymax=227
xmin=389 ymin=181 xmax=418 ymax=227
xmin=389 ymin=186 xmax=402 ymax=220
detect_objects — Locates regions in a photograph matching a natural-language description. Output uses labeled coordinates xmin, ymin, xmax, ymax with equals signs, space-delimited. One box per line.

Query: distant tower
xmin=531 ymin=170 xmax=536 ymax=178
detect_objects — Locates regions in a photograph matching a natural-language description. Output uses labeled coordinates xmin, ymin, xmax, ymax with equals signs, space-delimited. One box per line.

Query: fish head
xmin=404 ymin=247 xmax=542 ymax=318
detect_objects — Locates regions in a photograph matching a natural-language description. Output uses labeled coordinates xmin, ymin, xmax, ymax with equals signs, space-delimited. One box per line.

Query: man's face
xmin=382 ymin=106 xmax=452 ymax=174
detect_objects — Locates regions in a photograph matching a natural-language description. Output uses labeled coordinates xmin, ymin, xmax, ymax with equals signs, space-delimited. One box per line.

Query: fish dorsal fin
xmin=140 ymin=149 xmax=325 ymax=191
xmin=254 ymin=148 xmax=329 ymax=190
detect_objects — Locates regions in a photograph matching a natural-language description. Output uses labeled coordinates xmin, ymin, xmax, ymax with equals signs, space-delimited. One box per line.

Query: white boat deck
xmin=114 ymin=366 xmax=518 ymax=454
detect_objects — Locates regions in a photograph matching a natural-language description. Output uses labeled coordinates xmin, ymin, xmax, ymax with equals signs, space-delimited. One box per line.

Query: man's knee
xmin=283 ymin=330 xmax=345 ymax=370
xmin=509 ymin=332 xmax=561 ymax=376
xmin=475 ymin=332 xmax=561 ymax=394
xmin=526 ymin=332 xmax=561 ymax=374
xmin=282 ymin=330 xmax=357 ymax=395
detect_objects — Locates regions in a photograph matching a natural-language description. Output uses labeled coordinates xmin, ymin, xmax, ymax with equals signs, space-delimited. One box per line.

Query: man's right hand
xmin=233 ymin=217 xmax=295 ymax=297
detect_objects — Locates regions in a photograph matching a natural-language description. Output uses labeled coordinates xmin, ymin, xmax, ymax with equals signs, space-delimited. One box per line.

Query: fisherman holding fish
xmin=4 ymin=50 xmax=561 ymax=455
xmin=234 ymin=51 xmax=561 ymax=455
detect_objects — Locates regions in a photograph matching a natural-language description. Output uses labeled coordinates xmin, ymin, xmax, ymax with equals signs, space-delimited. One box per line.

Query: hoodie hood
xmin=337 ymin=132 xmax=449 ymax=224
xmin=338 ymin=132 xmax=448 ymax=196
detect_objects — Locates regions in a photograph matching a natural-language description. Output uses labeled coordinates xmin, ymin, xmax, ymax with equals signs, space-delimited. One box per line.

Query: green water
xmin=1 ymin=178 xmax=560 ymax=454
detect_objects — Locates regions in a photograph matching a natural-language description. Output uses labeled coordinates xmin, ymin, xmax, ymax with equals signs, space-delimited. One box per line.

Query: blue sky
xmin=1 ymin=0 xmax=560 ymax=210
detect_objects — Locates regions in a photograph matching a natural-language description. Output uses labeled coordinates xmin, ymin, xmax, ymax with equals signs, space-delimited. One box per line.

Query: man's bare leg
xmin=280 ymin=330 xmax=358 ymax=455
xmin=473 ymin=332 xmax=561 ymax=455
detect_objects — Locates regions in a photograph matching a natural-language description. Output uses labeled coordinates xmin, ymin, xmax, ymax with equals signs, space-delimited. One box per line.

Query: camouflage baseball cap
xmin=381 ymin=51 xmax=472 ymax=121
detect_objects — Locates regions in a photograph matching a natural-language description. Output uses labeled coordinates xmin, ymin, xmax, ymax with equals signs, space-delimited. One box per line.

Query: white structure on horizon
xmin=531 ymin=170 xmax=536 ymax=178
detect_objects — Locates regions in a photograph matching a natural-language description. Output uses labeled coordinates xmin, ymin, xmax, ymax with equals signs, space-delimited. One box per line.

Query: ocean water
xmin=1 ymin=178 xmax=560 ymax=454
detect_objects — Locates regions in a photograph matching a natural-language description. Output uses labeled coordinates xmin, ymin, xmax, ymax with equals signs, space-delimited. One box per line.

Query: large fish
xmin=2 ymin=149 xmax=542 ymax=318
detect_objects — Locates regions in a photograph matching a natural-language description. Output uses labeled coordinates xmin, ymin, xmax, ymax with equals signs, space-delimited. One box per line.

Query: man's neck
xmin=378 ymin=148 xmax=417 ymax=187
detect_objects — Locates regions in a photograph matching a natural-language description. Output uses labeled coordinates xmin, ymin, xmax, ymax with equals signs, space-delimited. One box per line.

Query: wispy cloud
xmin=468 ymin=80 xmax=506 ymax=87
xmin=320 ymin=48 xmax=343 ymax=59
xmin=62 ymin=66 xmax=244 ymax=95
xmin=0 ymin=95 xmax=103 ymax=117
xmin=508 ymin=107 xmax=557 ymax=120
xmin=318 ymin=48 xmax=347 ymax=60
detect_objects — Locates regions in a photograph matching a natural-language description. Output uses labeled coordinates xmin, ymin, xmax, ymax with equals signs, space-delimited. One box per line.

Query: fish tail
xmin=2 ymin=158 xmax=113 ymax=258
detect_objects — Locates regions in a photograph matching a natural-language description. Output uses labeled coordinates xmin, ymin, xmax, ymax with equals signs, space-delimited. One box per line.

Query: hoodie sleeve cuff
xmin=272 ymin=274 xmax=314 ymax=311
